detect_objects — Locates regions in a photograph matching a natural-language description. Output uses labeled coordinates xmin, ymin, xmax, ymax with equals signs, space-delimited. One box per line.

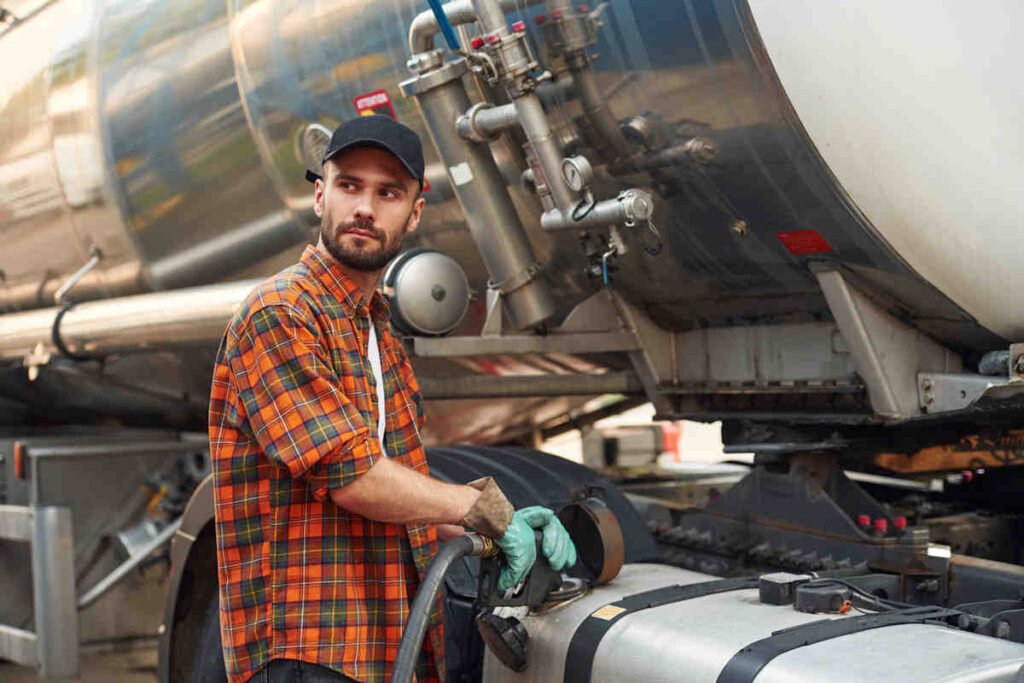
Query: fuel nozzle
xmin=477 ymin=530 xmax=564 ymax=609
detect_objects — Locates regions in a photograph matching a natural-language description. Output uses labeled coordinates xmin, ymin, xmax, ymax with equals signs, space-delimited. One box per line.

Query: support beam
xmin=418 ymin=372 xmax=642 ymax=399
xmin=815 ymin=269 xmax=961 ymax=420
xmin=31 ymin=506 xmax=79 ymax=678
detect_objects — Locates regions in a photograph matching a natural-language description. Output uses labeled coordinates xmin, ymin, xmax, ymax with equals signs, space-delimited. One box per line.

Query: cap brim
xmin=310 ymin=137 xmax=422 ymax=188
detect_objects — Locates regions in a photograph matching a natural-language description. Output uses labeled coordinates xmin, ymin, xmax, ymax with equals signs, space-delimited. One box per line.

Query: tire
xmin=189 ymin=591 xmax=228 ymax=683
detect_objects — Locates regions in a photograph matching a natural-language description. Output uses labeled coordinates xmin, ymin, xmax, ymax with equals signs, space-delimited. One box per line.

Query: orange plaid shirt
xmin=209 ymin=246 xmax=443 ymax=683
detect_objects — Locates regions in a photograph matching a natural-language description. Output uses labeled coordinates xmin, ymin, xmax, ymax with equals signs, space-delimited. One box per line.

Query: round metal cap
xmin=384 ymin=249 xmax=470 ymax=336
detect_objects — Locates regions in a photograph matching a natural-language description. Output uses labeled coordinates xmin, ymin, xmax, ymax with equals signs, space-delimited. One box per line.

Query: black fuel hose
xmin=390 ymin=534 xmax=480 ymax=683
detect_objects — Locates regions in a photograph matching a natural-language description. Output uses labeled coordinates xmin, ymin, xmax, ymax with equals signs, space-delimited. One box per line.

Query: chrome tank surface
xmin=1 ymin=0 xmax=1016 ymax=352
xmin=484 ymin=564 xmax=1024 ymax=683
xmin=0 ymin=0 xmax=306 ymax=311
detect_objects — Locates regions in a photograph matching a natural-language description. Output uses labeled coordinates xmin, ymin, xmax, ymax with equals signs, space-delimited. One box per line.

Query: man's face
xmin=314 ymin=145 xmax=424 ymax=272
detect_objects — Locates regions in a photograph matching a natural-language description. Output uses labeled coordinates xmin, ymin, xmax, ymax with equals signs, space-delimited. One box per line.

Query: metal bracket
xmin=815 ymin=269 xmax=961 ymax=420
xmin=918 ymin=373 xmax=1004 ymax=413
xmin=0 ymin=505 xmax=79 ymax=677
xmin=54 ymin=245 xmax=102 ymax=306
xmin=78 ymin=518 xmax=181 ymax=609
xmin=1011 ymin=343 xmax=1024 ymax=383
xmin=482 ymin=288 xmax=504 ymax=337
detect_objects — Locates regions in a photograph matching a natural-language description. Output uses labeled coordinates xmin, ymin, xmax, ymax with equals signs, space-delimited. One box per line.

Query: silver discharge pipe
xmin=0 ymin=280 xmax=256 ymax=360
xmin=401 ymin=62 xmax=557 ymax=331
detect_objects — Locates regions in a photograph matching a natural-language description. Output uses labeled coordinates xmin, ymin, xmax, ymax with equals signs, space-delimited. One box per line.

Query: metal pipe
xmin=32 ymin=506 xmax=79 ymax=678
xmin=77 ymin=519 xmax=181 ymax=609
xmin=401 ymin=64 xmax=557 ymax=330
xmin=514 ymin=94 xmax=577 ymax=210
xmin=54 ymin=247 xmax=102 ymax=306
xmin=418 ymin=371 xmax=643 ymax=398
xmin=457 ymin=102 xmax=520 ymax=142
xmin=410 ymin=0 xmax=475 ymax=55
xmin=426 ymin=0 xmax=462 ymax=51
xmin=0 ymin=280 xmax=257 ymax=360
xmin=25 ymin=441 xmax=207 ymax=460
xmin=568 ymin=58 xmax=633 ymax=160
xmin=409 ymin=0 xmax=544 ymax=55
xmin=540 ymin=188 xmax=654 ymax=232
xmin=470 ymin=0 xmax=509 ymax=34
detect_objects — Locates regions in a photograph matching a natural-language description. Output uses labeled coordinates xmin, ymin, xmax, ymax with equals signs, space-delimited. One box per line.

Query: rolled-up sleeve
xmin=229 ymin=303 xmax=381 ymax=500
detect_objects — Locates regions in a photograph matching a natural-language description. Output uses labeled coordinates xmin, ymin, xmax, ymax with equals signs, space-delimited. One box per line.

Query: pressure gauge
xmin=561 ymin=155 xmax=594 ymax=192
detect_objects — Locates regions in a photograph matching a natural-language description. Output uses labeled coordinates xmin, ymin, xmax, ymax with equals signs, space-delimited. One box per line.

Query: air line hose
xmin=390 ymin=534 xmax=495 ymax=683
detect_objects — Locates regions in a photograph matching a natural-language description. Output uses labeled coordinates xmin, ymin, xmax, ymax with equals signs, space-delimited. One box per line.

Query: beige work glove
xmin=459 ymin=477 xmax=514 ymax=539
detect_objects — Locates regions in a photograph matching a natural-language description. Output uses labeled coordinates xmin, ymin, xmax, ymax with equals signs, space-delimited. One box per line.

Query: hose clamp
xmin=487 ymin=261 xmax=542 ymax=296
xmin=399 ymin=58 xmax=469 ymax=97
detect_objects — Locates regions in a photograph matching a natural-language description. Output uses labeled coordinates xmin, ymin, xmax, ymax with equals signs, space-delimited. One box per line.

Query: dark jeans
xmin=247 ymin=659 xmax=359 ymax=682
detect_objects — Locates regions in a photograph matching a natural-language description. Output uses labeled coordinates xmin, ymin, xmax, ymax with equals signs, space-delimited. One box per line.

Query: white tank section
xmin=484 ymin=564 xmax=1024 ymax=682
xmin=748 ymin=0 xmax=1024 ymax=341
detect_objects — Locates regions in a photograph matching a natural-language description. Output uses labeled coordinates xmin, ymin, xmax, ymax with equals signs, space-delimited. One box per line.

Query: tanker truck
xmin=3 ymin=0 xmax=1024 ymax=680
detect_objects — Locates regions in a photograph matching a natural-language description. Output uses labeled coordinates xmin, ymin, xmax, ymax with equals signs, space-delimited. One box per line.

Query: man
xmin=209 ymin=116 xmax=576 ymax=683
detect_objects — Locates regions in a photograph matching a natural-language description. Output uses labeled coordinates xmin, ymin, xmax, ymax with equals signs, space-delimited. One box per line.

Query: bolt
xmin=995 ymin=620 xmax=1012 ymax=639
xmin=431 ymin=285 xmax=447 ymax=302
xmin=684 ymin=137 xmax=718 ymax=164
xmin=730 ymin=220 xmax=748 ymax=236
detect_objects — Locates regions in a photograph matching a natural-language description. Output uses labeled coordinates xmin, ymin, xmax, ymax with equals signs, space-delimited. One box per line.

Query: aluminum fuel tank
xmin=484 ymin=564 xmax=1024 ymax=683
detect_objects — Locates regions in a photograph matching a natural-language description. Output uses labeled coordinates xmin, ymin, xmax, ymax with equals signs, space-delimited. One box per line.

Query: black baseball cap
xmin=305 ymin=116 xmax=425 ymax=190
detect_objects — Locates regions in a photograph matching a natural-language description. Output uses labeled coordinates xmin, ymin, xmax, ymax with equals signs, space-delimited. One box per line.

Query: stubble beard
xmin=320 ymin=213 xmax=410 ymax=272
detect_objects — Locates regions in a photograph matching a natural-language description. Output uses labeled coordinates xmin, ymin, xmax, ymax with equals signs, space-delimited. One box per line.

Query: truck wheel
xmin=189 ymin=592 xmax=227 ymax=683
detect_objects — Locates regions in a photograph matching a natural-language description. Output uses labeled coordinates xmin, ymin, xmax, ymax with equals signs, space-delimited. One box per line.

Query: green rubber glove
xmin=494 ymin=513 xmax=537 ymax=592
xmin=515 ymin=506 xmax=578 ymax=572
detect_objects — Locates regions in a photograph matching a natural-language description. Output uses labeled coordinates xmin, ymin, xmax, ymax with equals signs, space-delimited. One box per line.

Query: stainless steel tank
xmin=3 ymin=0 xmax=1020 ymax=351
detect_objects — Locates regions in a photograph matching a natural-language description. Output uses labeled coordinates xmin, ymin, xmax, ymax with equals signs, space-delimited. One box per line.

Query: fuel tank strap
xmin=563 ymin=576 xmax=759 ymax=683
xmin=715 ymin=606 xmax=961 ymax=683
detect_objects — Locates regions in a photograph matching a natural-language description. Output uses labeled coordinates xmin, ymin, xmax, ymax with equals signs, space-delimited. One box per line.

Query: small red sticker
xmin=352 ymin=89 xmax=430 ymax=192
xmin=353 ymin=89 xmax=397 ymax=118
xmin=776 ymin=229 xmax=833 ymax=255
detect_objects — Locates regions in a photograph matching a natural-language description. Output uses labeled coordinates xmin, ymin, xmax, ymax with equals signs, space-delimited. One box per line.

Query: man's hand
xmin=494 ymin=512 xmax=538 ymax=592
xmin=516 ymin=506 xmax=577 ymax=571
xmin=495 ymin=506 xmax=577 ymax=592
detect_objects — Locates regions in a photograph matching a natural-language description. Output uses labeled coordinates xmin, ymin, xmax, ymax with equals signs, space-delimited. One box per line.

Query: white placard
xmin=448 ymin=162 xmax=473 ymax=186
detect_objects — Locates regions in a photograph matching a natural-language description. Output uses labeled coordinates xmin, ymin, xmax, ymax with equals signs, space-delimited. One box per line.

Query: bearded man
xmin=208 ymin=116 xmax=576 ymax=683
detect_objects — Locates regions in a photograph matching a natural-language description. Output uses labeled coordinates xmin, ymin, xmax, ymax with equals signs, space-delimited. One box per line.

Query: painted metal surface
xmin=748 ymin=0 xmax=1024 ymax=341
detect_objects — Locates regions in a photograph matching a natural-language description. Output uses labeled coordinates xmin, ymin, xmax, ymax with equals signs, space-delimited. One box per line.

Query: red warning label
xmin=776 ymin=229 xmax=833 ymax=255
xmin=353 ymin=89 xmax=397 ymax=119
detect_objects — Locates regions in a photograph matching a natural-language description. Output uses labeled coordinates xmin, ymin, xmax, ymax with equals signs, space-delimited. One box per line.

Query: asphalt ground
xmin=0 ymin=644 xmax=158 ymax=682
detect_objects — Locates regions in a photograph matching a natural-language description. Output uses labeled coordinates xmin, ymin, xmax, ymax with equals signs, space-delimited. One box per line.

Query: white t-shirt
xmin=366 ymin=317 xmax=387 ymax=456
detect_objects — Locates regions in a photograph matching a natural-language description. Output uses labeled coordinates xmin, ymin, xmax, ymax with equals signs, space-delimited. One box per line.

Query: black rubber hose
xmin=390 ymin=534 xmax=477 ymax=683
xmin=979 ymin=349 xmax=1010 ymax=376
